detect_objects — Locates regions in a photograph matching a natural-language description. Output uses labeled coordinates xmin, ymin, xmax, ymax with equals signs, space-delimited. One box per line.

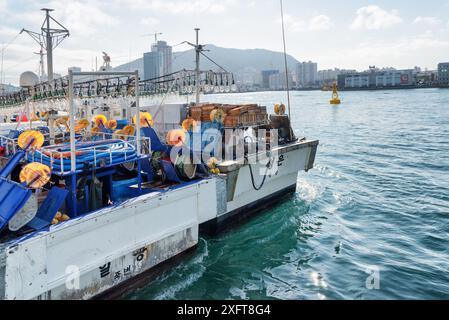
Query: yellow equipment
xmin=93 ymin=114 xmax=107 ymax=127
xmin=91 ymin=127 xmax=102 ymax=136
xmin=133 ymin=112 xmax=154 ymax=128
xmin=182 ymin=118 xmax=198 ymax=132
xmin=112 ymin=129 xmax=126 ymax=140
xmin=123 ymin=125 xmax=135 ymax=136
xmin=74 ymin=119 xmax=89 ymax=132
xmin=166 ymin=129 xmax=186 ymax=147
xmin=274 ymin=104 xmax=286 ymax=115
xmin=18 ymin=131 xmax=45 ymax=150
xmin=107 ymin=119 xmax=118 ymax=130
xmin=210 ymin=109 xmax=226 ymax=123
xmin=19 ymin=163 xmax=51 ymax=189
xmin=330 ymin=82 xmax=341 ymax=105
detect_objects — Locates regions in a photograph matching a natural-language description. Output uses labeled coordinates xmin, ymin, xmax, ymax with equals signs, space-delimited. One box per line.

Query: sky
xmin=1 ymin=0 xmax=449 ymax=85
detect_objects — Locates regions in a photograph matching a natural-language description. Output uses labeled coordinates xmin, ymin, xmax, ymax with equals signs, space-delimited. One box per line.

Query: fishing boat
xmin=0 ymin=14 xmax=318 ymax=300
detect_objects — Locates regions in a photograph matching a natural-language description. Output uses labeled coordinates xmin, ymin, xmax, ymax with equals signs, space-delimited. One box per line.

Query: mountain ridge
xmin=114 ymin=44 xmax=300 ymax=78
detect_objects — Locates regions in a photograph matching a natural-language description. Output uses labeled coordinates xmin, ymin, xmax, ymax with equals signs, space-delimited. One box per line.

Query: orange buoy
xmin=107 ymin=119 xmax=118 ymax=130
xmin=182 ymin=118 xmax=198 ymax=132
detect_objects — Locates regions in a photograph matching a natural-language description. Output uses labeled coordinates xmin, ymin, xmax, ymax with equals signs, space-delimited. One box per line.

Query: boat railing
xmin=26 ymin=133 xmax=151 ymax=176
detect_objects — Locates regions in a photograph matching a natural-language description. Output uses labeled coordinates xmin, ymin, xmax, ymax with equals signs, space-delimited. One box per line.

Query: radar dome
xmin=20 ymin=71 xmax=39 ymax=88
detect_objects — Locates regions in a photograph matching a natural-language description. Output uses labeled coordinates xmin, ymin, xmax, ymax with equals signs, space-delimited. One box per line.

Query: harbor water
xmin=127 ymin=88 xmax=449 ymax=300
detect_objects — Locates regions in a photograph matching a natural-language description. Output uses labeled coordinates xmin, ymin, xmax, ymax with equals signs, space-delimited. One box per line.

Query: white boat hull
xmin=0 ymin=140 xmax=318 ymax=300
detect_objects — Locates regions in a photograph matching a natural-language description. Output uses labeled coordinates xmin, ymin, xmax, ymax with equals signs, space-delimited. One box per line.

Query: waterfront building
xmin=296 ymin=61 xmax=318 ymax=88
xmin=268 ymin=71 xmax=293 ymax=90
xmin=318 ymin=68 xmax=357 ymax=85
xmin=438 ymin=63 xmax=449 ymax=85
xmin=143 ymin=41 xmax=173 ymax=80
xmin=338 ymin=67 xmax=416 ymax=89
xmin=261 ymin=70 xmax=279 ymax=89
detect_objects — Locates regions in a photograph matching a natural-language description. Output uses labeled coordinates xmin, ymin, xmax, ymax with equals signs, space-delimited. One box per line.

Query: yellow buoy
xmin=133 ymin=112 xmax=154 ymax=128
xmin=18 ymin=131 xmax=45 ymax=150
xmin=274 ymin=103 xmax=286 ymax=115
xmin=20 ymin=163 xmax=51 ymax=189
xmin=330 ymin=82 xmax=341 ymax=105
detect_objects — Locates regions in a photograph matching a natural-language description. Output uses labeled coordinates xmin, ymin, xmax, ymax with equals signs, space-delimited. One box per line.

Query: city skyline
xmin=1 ymin=0 xmax=449 ymax=85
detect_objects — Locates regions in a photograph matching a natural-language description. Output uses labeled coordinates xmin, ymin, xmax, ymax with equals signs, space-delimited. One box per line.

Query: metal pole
xmin=135 ymin=70 xmax=141 ymax=156
xmin=195 ymin=28 xmax=200 ymax=105
xmin=280 ymin=0 xmax=291 ymax=120
xmin=44 ymin=10 xmax=53 ymax=82
xmin=68 ymin=69 xmax=76 ymax=172
xmin=0 ymin=44 xmax=4 ymax=95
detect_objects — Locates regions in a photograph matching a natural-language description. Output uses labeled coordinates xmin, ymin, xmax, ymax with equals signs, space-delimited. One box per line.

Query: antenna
xmin=182 ymin=28 xmax=206 ymax=104
xmin=21 ymin=8 xmax=69 ymax=83
xmin=279 ymin=0 xmax=292 ymax=122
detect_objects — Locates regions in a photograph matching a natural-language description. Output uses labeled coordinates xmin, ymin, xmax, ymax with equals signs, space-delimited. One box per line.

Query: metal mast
xmin=279 ymin=0 xmax=291 ymax=120
xmin=194 ymin=28 xmax=201 ymax=104
xmin=182 ymin=29 xmax=205 ymax=104
xmin=41 ymin=8 xmax=69 ymax=82
xmin=21 ymin=9 xmax=69 ymax=83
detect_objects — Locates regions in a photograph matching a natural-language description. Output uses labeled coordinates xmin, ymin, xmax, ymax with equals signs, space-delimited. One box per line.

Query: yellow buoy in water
xmin=330 ymin=82 xmax=341 ymax=105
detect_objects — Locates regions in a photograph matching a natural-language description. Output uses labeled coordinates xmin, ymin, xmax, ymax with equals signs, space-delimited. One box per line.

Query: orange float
xmin=166 ymin=129 xmax=186 ymax=147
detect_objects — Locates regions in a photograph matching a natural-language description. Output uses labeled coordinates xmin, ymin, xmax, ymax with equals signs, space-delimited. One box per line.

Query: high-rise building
xmin=261 ymin=70 xmax=280 ymax=89
xmin=143 ymin=41 xmax=173 ymax=80
xmin=268 ymin=72 xmax=293 ymax=90
xmin=438 ymin=62 xmax=449 ymax=85
xmin=296 ymin=61 xmax=318 ymax=87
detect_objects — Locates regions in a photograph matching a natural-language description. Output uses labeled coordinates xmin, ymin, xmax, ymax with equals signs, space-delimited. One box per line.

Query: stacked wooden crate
xmin=189 ymin=103 xmax=268 ymax=127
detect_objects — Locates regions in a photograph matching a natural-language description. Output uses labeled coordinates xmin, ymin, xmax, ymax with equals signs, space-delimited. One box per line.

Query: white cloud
xmin=316 ymin=32 xmax=449 ymax=70
xmin=309 ymin=15 xmax=333 ymax=31
xmin=47 ymin=1 xmax=117 ymax=34
xmin=284 ymin=14 xmax=332 ymax=32
xmin=140 ymin=17 xmax=160 ymax=27
xmin=351 ymin=5 xmax=403 ymax=30
xmin=413 ymin=16 xmax=442 ymax=26
xmin=120 ymin=0 xmax=233 ymax=15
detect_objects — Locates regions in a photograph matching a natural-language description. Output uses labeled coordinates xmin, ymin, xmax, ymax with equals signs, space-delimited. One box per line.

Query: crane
xmin=142 ymin=32 xmax=163 ymax=44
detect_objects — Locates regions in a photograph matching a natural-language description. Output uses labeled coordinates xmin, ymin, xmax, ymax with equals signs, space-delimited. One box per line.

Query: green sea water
xmin=127 ymin=88 xmax=449 ymax=300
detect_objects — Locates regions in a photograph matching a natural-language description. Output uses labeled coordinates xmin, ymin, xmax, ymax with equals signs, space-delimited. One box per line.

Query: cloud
xmin=316 ymin=32 xmax=449 ymax=70
xmin=117 ymin=0 xmax=234 ymax=15
xmin=351 ymin=5 xmax=403 ymax=30
xmin=413 ymin=16 xmax=442 ymax=26
xmin=140 ymin=17 xmax=160 ymax=27
xmin=284 ymin=14 xmax=332 ymax=32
